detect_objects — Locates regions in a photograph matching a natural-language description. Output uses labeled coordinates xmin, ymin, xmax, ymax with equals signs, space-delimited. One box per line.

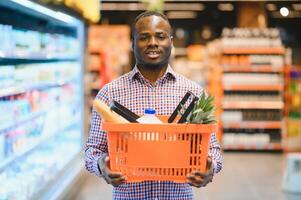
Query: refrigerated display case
xmin=0 ymin=0 xmax=85 ymax=199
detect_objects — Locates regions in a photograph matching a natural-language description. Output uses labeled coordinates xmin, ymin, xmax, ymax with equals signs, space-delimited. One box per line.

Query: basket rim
xmin=102 ymin=122 xmax=218 ymax=133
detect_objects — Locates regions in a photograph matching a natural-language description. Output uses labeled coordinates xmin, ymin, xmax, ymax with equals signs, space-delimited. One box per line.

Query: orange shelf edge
xmin=223 ymin=121 xmax=283 ymax=129
xmin=223 ymin=101 xmax=284 ymax=109
xmin=223 ymin=66 xmax=283 ymax=73
xmin=223 ymin=143 xmax=282 ymax=150
xmin=223 ymin=84 xmax=283 ymax=91
xmin=223 ymin=47 xmax=285 ymax=54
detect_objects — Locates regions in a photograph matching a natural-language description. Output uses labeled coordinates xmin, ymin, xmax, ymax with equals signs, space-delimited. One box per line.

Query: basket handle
xmin=178 ymin=96 xmax=199 ymax=123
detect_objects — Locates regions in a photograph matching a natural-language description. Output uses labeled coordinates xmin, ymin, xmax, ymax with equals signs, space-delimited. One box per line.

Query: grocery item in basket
xmin=110 ymin=100 xmax=140 ymax=122
xmin=137 ymin=108 xmax=163 ymax=124
xmin=93 ymin=99 xmax=128 ymax=123
xmin=185 ymin=92 xmax=217 ymax=124
xmin=168 ymin=91 xmax=195 ymax=123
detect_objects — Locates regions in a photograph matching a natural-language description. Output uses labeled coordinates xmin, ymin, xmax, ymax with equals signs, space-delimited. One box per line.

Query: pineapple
xmin=183 ymin=92 xmax=217 ymax=124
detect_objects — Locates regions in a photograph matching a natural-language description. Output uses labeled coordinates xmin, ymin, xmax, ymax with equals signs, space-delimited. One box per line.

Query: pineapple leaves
xmin=186 ymin=92 xmax=216 ymax=124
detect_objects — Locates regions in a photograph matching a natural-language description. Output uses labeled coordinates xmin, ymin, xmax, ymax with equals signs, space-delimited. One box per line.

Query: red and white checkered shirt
xmin=85 ymin=65 xmax=222 ymax=200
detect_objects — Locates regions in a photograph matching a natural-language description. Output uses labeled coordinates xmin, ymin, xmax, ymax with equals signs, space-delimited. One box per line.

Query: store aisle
xmin=72 ymin=153 xmax=301 ymax=200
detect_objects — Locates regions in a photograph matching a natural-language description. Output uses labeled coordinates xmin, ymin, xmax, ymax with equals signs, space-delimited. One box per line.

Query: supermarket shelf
xmin=0 ymin=56 xmax=78 ymax=65
xmin=0 ymin=122 xmax=77 ymax=171
xmin=223 ymin=47 xmax=285 ymax=55
xmin=223 ymin=84 xmax=283 ymax=91
xmin=0 ymin=0 xmax=78 ymax=27
xmin=0 ymin=101 xmax=75 ymax=134
xmin=223 ymin=65 xmax=283 ymax=73
xmin=223 ymin=143 xmax=282 ymax=151
xmin=0 ymin=80 xmax=75 ymax=97
xmin=0 ymin=110 xmax=45 ymax=134
xmin=38 ymin=153 xmax=83 ymax=200
xmin=223 ymin=101 xmax=284 ymax=109
xmin=223 ymin=121 xmax=283 ymax=129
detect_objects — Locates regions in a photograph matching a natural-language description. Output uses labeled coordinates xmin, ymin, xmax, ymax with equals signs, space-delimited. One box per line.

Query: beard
xmin=135 ymin=48 xmax=171 ymax=71
xmin=139 ymin=59 xmax=169 ymax=70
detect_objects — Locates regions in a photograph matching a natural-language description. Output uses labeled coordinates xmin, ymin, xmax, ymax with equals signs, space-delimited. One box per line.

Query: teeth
xmin=148 ymin=52 xmax=159 ymax=55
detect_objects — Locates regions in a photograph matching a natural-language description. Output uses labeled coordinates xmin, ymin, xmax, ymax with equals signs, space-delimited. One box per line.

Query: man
xmin=85 ymin=11 xmax=222 ymax=200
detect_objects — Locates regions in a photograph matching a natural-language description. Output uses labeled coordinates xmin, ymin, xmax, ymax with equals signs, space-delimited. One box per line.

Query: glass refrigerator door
xmin=0 ymin=0 xmax=85 ymax=199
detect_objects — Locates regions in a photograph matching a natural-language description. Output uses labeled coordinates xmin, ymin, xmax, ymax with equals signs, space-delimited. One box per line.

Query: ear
xmin=131 ymin=40 xmax=134 ymax=50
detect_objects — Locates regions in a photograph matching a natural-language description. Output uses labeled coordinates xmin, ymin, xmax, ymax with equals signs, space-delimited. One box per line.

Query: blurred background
xmin=0 ymin=0 xmax=301 ymax=199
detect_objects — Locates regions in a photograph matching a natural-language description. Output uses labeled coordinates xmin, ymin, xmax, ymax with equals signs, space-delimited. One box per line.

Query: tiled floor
xmin=72 ymin=153 xmax=301 ymax=200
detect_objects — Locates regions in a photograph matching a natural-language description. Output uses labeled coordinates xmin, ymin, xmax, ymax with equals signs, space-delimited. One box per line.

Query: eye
xmin=138 ymin=35 xmax=149 ymax=41
xmin=156 ymin=34 xmax=167 ymax=40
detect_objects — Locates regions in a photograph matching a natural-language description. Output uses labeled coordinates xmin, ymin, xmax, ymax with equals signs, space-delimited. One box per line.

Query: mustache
xmin=145 ymin=48 xmax=161 ymax=53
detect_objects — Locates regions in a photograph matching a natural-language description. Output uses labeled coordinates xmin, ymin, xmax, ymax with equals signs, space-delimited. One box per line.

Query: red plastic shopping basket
xmin=102 ymin=116 xmax=217 ymax=183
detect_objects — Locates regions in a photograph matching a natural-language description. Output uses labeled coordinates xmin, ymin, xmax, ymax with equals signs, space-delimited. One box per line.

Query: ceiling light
xmin=280 ymin=7 xmax=289 ymax=17
xmin=218 ymin=3 xmax=234 ymax=11
xmin=271 ymin=10 xmax=301 ymax=18
xmin=266 ymin=3 xmax=277 ymax=11
xmin=166 ymin=11 xmax=197 ymax=19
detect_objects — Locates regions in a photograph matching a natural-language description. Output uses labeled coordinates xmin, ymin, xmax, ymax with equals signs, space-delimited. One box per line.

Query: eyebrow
xmin=138 ymin=31 xmax=168 ymax=35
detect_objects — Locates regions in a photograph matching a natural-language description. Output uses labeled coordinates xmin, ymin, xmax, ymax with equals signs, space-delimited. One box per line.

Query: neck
xmin=137 ymin=65 xmax=168 ymax=85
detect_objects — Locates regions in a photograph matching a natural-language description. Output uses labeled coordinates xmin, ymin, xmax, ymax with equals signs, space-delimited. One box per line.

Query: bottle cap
xmin=145 ymin=108 xmax=156 ymax=115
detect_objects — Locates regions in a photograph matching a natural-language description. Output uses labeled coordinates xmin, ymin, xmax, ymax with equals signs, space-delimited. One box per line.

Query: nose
xmin=148 ymin=36 xmax=158 ymax=46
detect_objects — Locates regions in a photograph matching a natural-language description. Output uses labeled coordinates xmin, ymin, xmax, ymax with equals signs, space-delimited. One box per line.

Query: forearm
xmin=85 ymin=86 xmax=111 ymax=177
xmin=85 ymin=145 xmax=107 ymax=177
xmin=85 ymin=126 xmax=109 ymax=177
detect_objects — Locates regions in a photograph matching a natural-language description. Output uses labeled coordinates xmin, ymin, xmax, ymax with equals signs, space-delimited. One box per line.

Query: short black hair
xmin=135 ymin=11 xmax=170 ymax=25
xmin=131 ymin=11 xmax=172 ymax=39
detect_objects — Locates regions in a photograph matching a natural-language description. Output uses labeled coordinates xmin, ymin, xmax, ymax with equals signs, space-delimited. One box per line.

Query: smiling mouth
xmin=146 ymin=51 xmax=160 ymax=59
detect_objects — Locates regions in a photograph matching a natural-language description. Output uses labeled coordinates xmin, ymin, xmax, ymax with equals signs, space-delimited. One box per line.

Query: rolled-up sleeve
xmin=85 ymin=85 xmax=110 ymax=177
xmin=208 ymin=132 xmax=223 ymax=174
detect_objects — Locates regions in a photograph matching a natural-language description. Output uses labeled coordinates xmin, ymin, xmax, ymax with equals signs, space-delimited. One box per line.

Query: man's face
xmin=133 ymin=15 xmax=173 ymax=70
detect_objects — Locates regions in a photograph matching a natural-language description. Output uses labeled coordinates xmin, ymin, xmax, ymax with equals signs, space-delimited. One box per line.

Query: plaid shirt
xmin=85 ymin=65 xmax=222 ymax=200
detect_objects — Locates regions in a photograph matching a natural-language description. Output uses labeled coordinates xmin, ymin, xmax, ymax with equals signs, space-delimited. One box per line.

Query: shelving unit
xmin=86 ymin=25 xmax=131 ymax=108
xmin=220 ymin=28 xmax=286 ymax=151
xmin=0 ymin=1 xmax=84 ymax=199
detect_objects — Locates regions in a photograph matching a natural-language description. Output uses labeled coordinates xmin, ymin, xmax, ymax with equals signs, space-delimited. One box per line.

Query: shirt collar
xmin=129 ymin=65 xmax=177 ymax=82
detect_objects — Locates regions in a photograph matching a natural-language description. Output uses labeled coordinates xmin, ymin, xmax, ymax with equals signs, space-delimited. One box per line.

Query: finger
xmin=187 ymin=175 xmax=204 ymax=184
xmin=102 ymin=156 xmax=118 ymax=176
xmin=104 ymin=156 xmax=110 ymax=167
xmin=192 ymin=171 xmax=207 ymax=178
xmin=187 ymin=180 xmax=202 ymax=188
xmin=111 ymin=177 xmax=127 ymax=187
xmin=108 ymin=172 xmax=123 ymax=179
xmin=99 ymin=156 xmax=110 ymax=172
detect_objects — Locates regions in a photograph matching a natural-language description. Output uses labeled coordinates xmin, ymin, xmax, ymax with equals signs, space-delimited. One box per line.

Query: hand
xmin=186 ymin=157 xmax=214 ymax=188
xmin=98 ymin=156 xmax=127 ymax=187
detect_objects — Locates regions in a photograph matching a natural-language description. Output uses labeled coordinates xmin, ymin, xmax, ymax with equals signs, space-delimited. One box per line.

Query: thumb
xmin=206 ymin=156 xmax=212 ymax=170
xmin=104 ymin=156 xmax=110 ymax=167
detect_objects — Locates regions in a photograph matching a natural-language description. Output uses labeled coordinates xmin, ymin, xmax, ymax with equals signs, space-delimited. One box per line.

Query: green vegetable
xmin=182 ymin=92 xmax=217 ymax=124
